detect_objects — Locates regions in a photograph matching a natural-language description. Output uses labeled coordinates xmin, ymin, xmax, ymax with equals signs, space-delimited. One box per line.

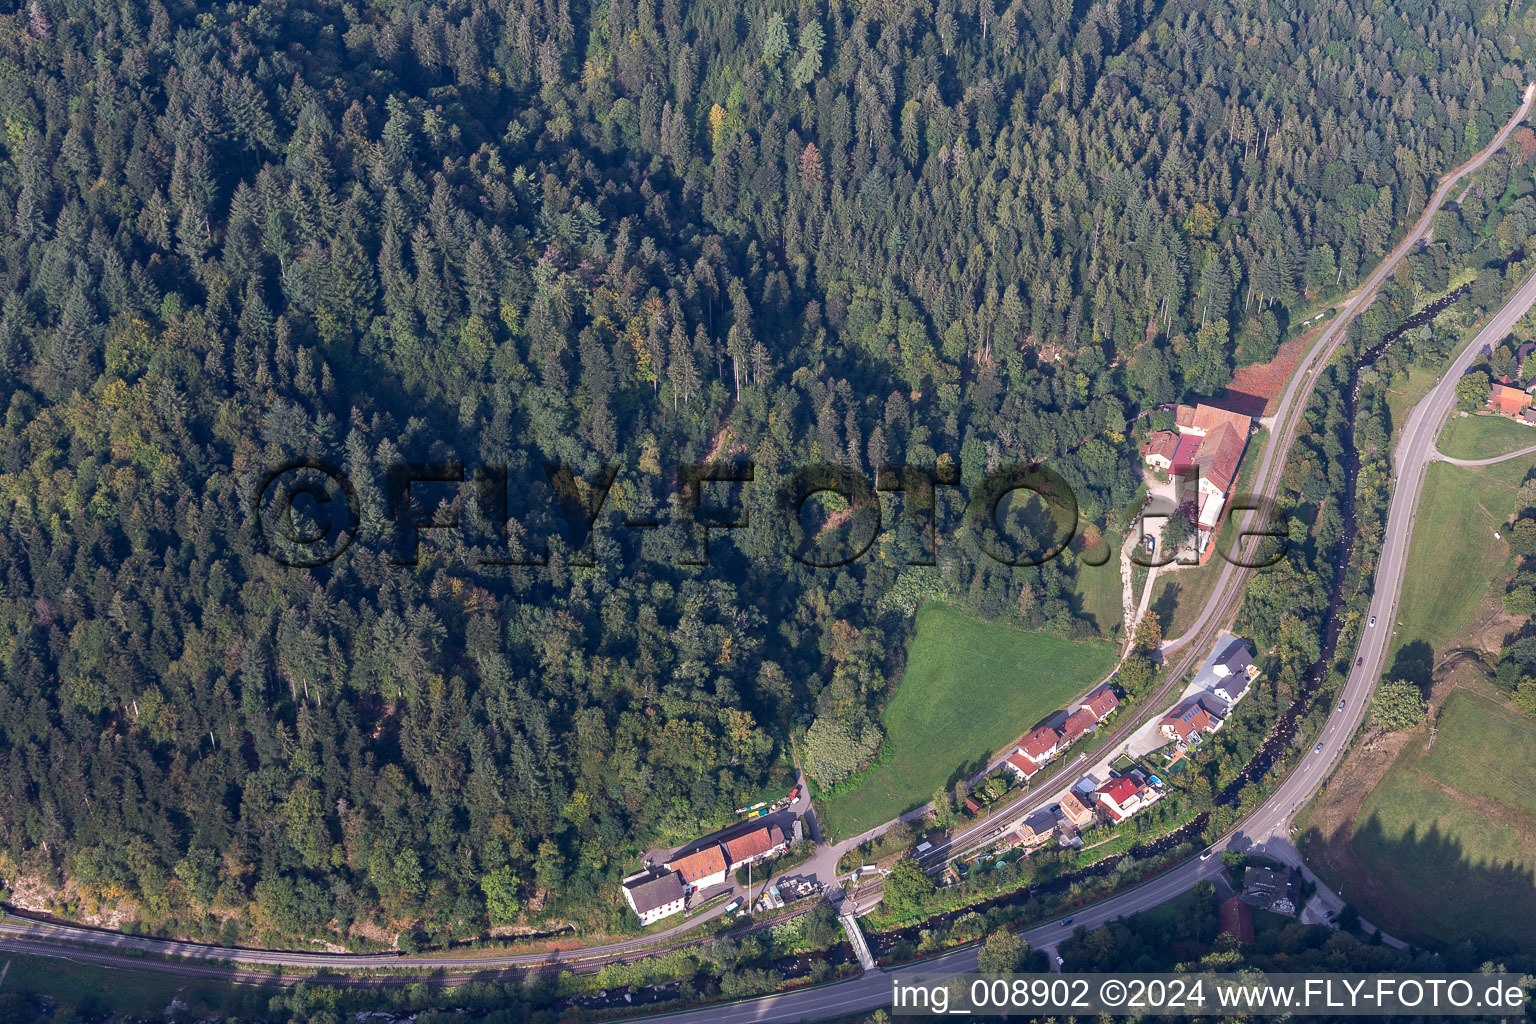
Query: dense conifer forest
xmin=1 ymin=0 xmax=1534 ymax=946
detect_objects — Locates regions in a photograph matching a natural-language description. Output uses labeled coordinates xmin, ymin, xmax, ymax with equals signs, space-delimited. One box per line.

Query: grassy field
xmin=1070 ymin=529 xmax=1124 ymax=638
xmin=818 ymin=603 xmax=1118 ymax=836
xmin=1385 ymin=361 xmax=1445 ymax=447
xmin=1345 ymin=690 xmax=1536 ymax=948
xmin=1390 ymin=455 xmax=1536 ymax=663
xmin=1437 ymin=412 xmax=1536 ymax=460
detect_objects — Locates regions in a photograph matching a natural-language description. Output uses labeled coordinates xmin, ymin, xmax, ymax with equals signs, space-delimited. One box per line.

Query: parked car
xmin=1144 ymin=534 xmax=1155 ymax=554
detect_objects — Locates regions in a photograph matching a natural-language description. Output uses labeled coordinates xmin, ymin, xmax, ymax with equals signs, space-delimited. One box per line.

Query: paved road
xmin=1435 ymin=439 xmax=1536 ymax=466
xmin=0 ymin=85 xmax=1531 ymax=1011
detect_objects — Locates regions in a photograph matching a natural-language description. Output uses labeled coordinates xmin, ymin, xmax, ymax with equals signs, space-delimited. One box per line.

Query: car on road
xmin=1369 ymin=615 xmax=1376 ymax=626
xmin=1314 ymin=743 xmax=1324 ymax=754
xmin=1200 ymin=848 xmax=1215 ymax=860
xmin=1338 ymin=699 xmax=1346 ymax=711
xmin=1355 ymin=657 xmax=1363 ymax=667
xmin=1056 ymin=956 xmax=1065 ymax=967
xmin=1061 ymin=917 xmax=1074 ymax=926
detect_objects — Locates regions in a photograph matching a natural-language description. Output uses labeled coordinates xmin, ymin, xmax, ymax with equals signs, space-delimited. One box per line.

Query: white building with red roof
xmin=1004 ymin=726 xmax=1063 ymax=781
xmin=1140 ymin=402 xmax=1253 ymax=558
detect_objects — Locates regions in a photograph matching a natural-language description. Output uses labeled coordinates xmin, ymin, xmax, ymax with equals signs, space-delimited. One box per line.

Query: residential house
xmin=1140 ymin=430 xmax=1179 ymax=471
xmin=1219 ymin=895 xmax=1256 ymax=943
xmin=1005 ymin=749 xmax=1042 ymax=781
xmin=1490 ymin=376 xmax=1532 ymax=416
xmin=964 ymin=796 xmax=983 ymax=816
xmin=1176 ymin=402 xmax=1254 ymax=439
xmin=1021 ymin=726 xmax=1061 ymax=763
xmin=622 ymin=870 xmax=686 ymax=925
xmin=1241 ymin=866 xmax=1302 ymax=916
xmin=1057 ymin=791 xmax=1095 ymax=829
xmin=1159 ymin=698 xmax=1222 ymax=745
xmin=1140 ymin=403 xmax=1254 ymax=556
xmin=723 ymin=824 xmax=788 ymax=867
xmin=1093 ymin=776 xmax=1146 ymax=823
xmin=1082 ymin=686 xmax=1119 ymax=721
xmin=1194 ymin=634 xmax=1260 ymax=708
xmin=1058 ymin=706 xmax=1099 ymax=745
xmin=1016 ymin=810 xmax=1058 ymax=846
xmin=667 ymin=845 xmax=728 ymax=892
xmin=1004 ymin=726 xmax=1063 ymax=781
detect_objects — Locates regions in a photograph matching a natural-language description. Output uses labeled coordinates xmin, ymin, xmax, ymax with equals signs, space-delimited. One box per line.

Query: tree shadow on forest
xmin=1387 ymin=639 xmax=1435 ymax=692
xmin=1150 ymin=580 xmax=1180 ymax=633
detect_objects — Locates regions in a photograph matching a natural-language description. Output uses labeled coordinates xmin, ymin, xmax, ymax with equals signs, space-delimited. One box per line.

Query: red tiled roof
xmin=1491 ymin=381 xmax=1531 ymax=415
xmin=1176 ymin=403 xmax=1253 ymax=438
xmin=668 ymin=845 xmax=727 ymax=885
xmin=1095 ymin=778 xmax=1142 ymax=821
xmin=1006 ymin=751 xmax=1041 ymax=778
xmin=1019 ymin=727 xmax=1060 ymax=762
xmin=723 ymin=825 xmax=785 ymax=864
xmin=1170 ymin=432 xmax=1204 ymax=475
xmin=1160 ymin=699 xmax=1217 ymax=741
xmin=1219 ymin=896 xmax=1255 ymax=943
xmin=1059 ymin=791 xmax=1093 ymax=824
xmin=1140 ymin=430 xmax=1179 ymax=461
xmin=1192 ymin=422 xmax=1246 ymax=495
xmin=1083 ymin=687 xmax=1118 ymax=720
xmin=1059 ymin=707 xmax=1098 ymax=744
xmin=1096 ymin=776 xmax=1140 ymax=804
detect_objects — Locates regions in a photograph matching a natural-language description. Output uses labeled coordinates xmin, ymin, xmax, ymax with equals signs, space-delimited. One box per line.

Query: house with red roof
xmin=1058 ymin=706 xmax=1099 ymax=744
xmin=1005 ymin=749 xmax=1043 ymax=780
xmin=1057 ymin=790 xmax=1095 ymax=828
xmin=1141 ymin=402 xmax=1254 ymax=560
xmin=1020 ymin=725 xmax=1061 ymax=762
xmin=1219 ymin=895 xmax=1255 ymax=943
xmin=1003 ymin=726 xmax=1063 ymax=782
xmin=1490 ymin=376 xmax=1532 ymax=416
xmin=723 ymin=824 xmax=787 ymax=867
xmin=1081 ymin=686 xmax=1119 ymax=721
xmin=1140 ymin=430 xmax=1179 ymax=471
xmin=666 ymin=845 xmax=728 ymax=892
xmin=1159 ymin=698 xmax=1222 ymax=746
xmin=1093 ymin=776 xmax=1146 ymax=823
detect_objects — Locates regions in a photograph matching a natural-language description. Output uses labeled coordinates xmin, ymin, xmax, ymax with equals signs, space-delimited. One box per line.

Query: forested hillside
xmin=0 ymin=0 xmax=1530 ymax=946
